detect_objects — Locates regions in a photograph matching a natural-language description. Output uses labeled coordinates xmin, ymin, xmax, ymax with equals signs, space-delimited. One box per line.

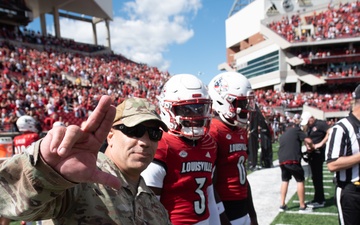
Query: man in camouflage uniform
xmin=0 ymin=96 xmax=172 ymax=225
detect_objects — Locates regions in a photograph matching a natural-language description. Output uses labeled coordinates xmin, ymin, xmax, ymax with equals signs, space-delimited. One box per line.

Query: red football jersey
xmin=13 ymin=132 xmax=40 ymax=155
xmin=209 ymin=118 xmax=249 ymax=201
xmin=155 ymin=132 xmax=217 ymax=224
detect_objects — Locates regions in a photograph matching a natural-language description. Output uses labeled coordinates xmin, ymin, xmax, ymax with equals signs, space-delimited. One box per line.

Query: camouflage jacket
xmin=0 ymin=140 xmax=172 ymax=225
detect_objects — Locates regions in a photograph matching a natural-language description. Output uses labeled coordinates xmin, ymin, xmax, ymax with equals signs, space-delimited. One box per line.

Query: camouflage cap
xmin=114 ymin=98 xmax=168 ymax=131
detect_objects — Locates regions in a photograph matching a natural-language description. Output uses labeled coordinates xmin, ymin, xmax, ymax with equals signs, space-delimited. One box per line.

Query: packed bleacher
xmin=267 ymin=1 xmax=360 ymax=43
xmin=0 ymin=15 xmax=356 ymax=133
xmin=256 ymin=89 xmax=352 ymax=115
xmin=0 ymin=25 xmax=107 ymax=53
xmin=0 ymin=26 xmax=170 ymax=132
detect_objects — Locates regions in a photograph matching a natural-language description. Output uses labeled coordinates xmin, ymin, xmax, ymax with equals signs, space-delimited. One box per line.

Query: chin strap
xmin=219 ymin=113 xmax=237 ymax=126
xmin=219 ymin=113 xmax=248 ymax=129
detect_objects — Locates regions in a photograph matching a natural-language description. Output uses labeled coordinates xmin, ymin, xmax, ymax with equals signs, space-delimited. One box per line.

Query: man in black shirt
xmin=278 ymin=122 xmax=314 ymax=212
xmin=300 ymin=111 xmax=329 ymax=208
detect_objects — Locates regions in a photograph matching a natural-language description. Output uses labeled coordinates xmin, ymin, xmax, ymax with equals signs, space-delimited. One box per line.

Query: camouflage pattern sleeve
xmin=0 ymin=140 xmax=172 ymax=224
xmin=0 ymin=139 xmax=76 ymax=221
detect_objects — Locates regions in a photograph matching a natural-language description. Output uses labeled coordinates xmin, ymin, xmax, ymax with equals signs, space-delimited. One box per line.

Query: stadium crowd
xmin=0 ymin=3 xmax=356 ymax=134
xmin=267 ymin=0 xmax=360 ymax=78
xmin=0 ymin=26 xmax=170 ymax=132
xmin=256 ymin=89 xmax=352 ymax=113
xmin=0 ymin=24 xmax=106 ymax=53
xmin=0 ymin=38 xmax=354 ymax=133
xmin=267 ymin=1 xmax=360 ymax=42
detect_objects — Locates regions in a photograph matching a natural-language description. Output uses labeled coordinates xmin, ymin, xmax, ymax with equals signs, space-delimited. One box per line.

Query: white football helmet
xmin=208 ymin=72 xmax=255 ymax=127
xmin=158 ymin=74 xmax=212 ymax=140
xmin=16 ymin=115 xmax=38 ymax=133
xmin=52 ymin=121 xmax=66 ymax=128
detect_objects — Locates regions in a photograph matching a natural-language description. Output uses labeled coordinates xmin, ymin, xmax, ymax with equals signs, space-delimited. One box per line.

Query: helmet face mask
xmin=208 ymin=72 xmax=255 ymax=127
xmin=159 ymin=74 xmax=212 ymax=140
xmin=173 ymin=103 xmax=210 ymax=118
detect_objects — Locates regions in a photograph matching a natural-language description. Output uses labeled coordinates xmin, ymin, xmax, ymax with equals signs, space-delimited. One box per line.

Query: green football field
xmin=271 ymin=164 xmax=338 ymax=225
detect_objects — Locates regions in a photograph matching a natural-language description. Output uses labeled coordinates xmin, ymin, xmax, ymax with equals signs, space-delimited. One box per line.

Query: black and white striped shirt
xmin=326 ymin=113 xmax=360 ymax=183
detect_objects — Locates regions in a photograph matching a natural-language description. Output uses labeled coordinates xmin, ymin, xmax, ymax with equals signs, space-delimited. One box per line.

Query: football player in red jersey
xmin=141 ymin=74 xmax=220 ymax=225
xmin=13 ymin=115 xmax=41 ymax=155
xmin=208 ymin=72 xmax=258 ymax=225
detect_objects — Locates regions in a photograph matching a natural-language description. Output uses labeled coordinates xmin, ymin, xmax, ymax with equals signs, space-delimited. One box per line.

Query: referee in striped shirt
xmin=326 ymin=84 xmax=360 ymax=225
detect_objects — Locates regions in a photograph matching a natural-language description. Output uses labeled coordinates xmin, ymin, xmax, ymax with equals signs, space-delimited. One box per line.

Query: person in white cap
xmin=300 ymin=111 xmax=330 ymax=209
xmin=326 ymin=84 xmax=360 ymax=225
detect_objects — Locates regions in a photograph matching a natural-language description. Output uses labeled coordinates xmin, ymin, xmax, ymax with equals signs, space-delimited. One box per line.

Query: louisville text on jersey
xmin=180 ymin=161 xmax=213 ymax=173
xmin=229 ymin=143 xmax=247 ymax=153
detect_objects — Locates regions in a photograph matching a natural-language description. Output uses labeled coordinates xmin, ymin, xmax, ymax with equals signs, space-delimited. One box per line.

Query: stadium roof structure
xmin=25 ymin=0 xmax=113 ymax=48
xmin=228 ymin=0 xmax=255 ymax=18
xmin=26 ymin=0 xmax=113 ymax=21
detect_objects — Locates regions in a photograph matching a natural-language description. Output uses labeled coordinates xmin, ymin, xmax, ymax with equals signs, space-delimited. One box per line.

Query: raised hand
xmin=40 ymin=95 xmax=121 ymax=189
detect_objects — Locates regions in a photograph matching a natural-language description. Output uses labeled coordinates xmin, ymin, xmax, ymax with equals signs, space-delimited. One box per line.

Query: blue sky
xmin=26 ymin=0 xmax=233 ymax=85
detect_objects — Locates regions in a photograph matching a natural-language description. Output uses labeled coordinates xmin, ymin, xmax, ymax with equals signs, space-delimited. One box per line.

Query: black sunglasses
xmin=112 ymin=124 xmax=163 ymax=141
